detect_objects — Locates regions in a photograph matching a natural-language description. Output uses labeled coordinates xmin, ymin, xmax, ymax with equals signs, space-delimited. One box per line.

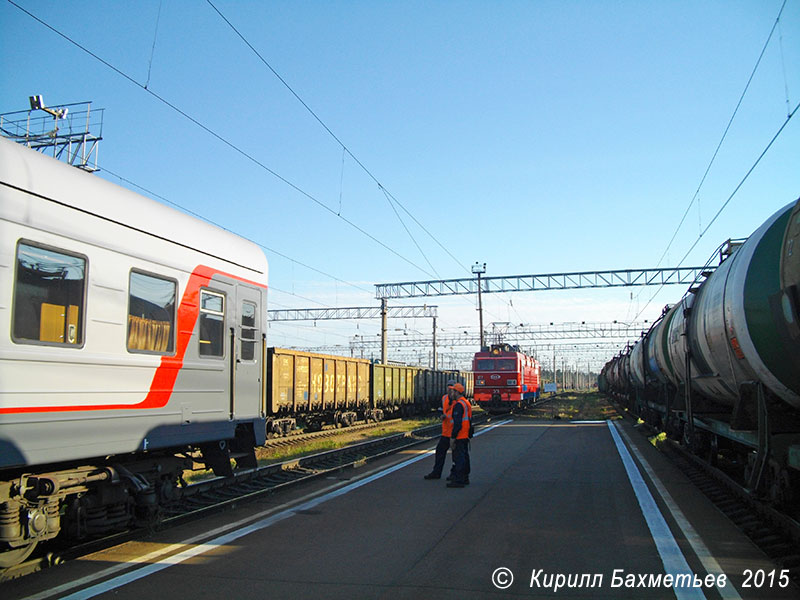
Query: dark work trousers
xmin=428 ymin=435 xmax=451 ymax=477
xmin=452 ymin=439 xmax=470 ymax=483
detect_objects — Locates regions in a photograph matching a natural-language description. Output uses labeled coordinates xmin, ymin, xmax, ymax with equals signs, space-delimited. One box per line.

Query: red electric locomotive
xmin=473 ymin=344 xmax=541 ymax=411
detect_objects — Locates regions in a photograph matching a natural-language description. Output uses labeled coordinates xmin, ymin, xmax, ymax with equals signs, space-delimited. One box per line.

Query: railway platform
xmin=6 ymin=416 xmax=798 ymax=600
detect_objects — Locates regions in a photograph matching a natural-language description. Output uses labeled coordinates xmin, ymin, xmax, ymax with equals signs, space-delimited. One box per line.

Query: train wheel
xmin=0 ymin=541 xmax=37 ymax=568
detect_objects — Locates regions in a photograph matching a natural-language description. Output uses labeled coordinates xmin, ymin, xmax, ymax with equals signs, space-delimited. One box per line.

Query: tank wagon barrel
xmin=600 ymin=198 xmax=800 ymax=508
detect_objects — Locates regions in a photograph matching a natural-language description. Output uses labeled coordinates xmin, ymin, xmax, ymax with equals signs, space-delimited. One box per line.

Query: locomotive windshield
xmin=475 ymin=359 xmax=517 ymax=371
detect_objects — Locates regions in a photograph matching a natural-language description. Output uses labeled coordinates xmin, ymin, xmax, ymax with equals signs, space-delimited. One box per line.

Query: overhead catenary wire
xmin=628 ymin=0 xmax=795 ymax=323
xmin=652 ymin=0 xmax=790 ymax=272
xmin=379 ymin=185 xmax=440 ymax=278
xmin=631 ymin=97 xmax=800 ymax=323
xmin=144 ymin=0 xmax=163 ymax=89
xmin=103 ymin=167 xmax=375 ymax=297
xmin=204 ymin=0 xmax=470 ymax=275
xmin=7 ymin=0 xmax=530 ymax=344
xmin=675 ymin=98 xmax=799 ymax=266
xmin=103 ymin=169 xmax=436 ymax=346
xmin=6 ymin=0 xmax=436 ymax=280
xmin=102 ymin=166 xmax=471 ymax=352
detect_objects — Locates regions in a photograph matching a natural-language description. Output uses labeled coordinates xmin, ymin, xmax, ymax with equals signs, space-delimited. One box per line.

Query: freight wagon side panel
xmin=373 ymin=365 xmax=385 ymax=408
xmin=323 ymin=358 xmax=335 ymax=409
xmin=391 ymin=366 xmax=399 ymax=403
xmin=295 ymin=355 xmax=310 ymax=412
xmin=268 ymin=351 xmax=294 ymax=415
xmin=413 ymin=369 xmax=424 ymax=404
xmin=346 ymin=361 xmax=357 ymax=407
xmin=399 ymin=368 xmax=408 ymax=404
xmin=358 ymin=362 xmax=369 ymax=406
xmin=310 ymin=357 xmax=323 ymax=409
xmin=335 ymin=359 xmax=346 ymax=409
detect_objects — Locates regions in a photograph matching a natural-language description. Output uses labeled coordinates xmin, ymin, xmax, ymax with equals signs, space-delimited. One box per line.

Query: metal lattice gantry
xmin=268 ymin=305 xmax=437 ymax=321
xmin=387 ymin=343 xmax=626 ymax=365
xmin=0 ymin=99 xmax=104 ymax=171
xmin=374 ymin=267 xmax=714 ymax=298
xmin=304 ymin=341 xmax=627 ymax=357
xmin=341 ymin=321 xmax=647 ymax=350
xmin=269 ymin=304 xmax=441 ymax=368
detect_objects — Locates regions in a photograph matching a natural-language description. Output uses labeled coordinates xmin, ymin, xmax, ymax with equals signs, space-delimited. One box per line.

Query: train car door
xmin=234 ymin=285 xmax=263 ymax=418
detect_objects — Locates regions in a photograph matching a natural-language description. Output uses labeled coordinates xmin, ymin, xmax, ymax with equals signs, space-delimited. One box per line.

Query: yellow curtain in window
xmin=128 ymin=315 xmax=171 ymax=352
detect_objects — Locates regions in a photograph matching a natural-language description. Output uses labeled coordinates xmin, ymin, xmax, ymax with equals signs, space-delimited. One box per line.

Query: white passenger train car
xmin=0 ymin=137 xmax=268 ymax=565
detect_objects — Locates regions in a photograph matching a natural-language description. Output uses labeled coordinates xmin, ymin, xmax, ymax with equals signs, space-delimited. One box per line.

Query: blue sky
xmin=2 ymin=0 xmax=798 ymax=370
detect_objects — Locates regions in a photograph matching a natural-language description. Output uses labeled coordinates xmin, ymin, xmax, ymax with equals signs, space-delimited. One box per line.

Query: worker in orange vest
xmin=447 ymin=382 xmax=472 ymax=488
xmin=424 ymin=380 xmax=457 ymax=480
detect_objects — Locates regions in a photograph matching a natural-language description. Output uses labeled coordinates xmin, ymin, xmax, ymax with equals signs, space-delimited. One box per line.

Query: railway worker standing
xmin=424 ymin=380 xmax=457 ymax=480
xmin=447 ymin=382 xmax=472 ymax=488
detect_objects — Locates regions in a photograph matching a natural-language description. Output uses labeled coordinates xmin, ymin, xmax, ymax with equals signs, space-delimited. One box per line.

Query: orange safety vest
xmin=453 ymin=397 xmax=472 ymax=440
xmin=441 ymin=394 xmax=453 ymax=437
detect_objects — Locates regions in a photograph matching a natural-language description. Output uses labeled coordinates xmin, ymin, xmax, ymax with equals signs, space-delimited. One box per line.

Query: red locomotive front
xmin=473 ymin=344 xmax=540 ymax=411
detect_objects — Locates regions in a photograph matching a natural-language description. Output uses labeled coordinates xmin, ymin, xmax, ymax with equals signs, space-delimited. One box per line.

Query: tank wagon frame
xmin=600 ymin=199 xmax=800 ymax=511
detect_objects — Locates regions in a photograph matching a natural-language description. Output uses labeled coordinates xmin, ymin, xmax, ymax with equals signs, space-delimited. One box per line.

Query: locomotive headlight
xmin=507 ymin=379 xmax=517 ymax=385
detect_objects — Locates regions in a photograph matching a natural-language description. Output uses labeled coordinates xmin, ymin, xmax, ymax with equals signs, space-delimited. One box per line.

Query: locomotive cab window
xmin=12 ymin=241 xmax=86 ymax=346
xmin=475 ymin=359 xmax=516 ymax=371
xmin=240 ymin=300 xmax=257 ymax=361
xmin=127 ymin=271 xmax=176 ymax=354
xmin=199 ymin=290 xmax=225 ymax=357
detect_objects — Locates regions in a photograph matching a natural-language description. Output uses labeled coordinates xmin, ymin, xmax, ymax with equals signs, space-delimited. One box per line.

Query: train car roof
xmin=0 ymin=137 xmax=268 ymax=280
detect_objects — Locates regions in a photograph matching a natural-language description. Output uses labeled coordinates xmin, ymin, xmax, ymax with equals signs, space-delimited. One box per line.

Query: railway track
xmin=606 ymin=398 xmax=800 ymax=586
xmin=660 ymin=438 xmax=800 ymax=585
xmin=261 ymin=417 xmax=404 ymax=449
xmin=1 ymin=414 xmax=489 ymax=583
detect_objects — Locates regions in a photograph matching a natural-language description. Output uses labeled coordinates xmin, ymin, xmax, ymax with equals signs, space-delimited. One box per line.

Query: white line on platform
xmin=607 ymin=420 xmax=707 ymax=600
xmin=614 ymin=423 xmax=742 ymax=600
xmin=26 ymin=418 xmax=513 ymax=600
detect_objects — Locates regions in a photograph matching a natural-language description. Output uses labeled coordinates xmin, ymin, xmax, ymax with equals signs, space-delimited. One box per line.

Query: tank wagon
xmin=600 ymin=198 xmax=800 ymax=509
xmin=473 ymin=343 xmax=540 ymax=411
xmin=0 ymin=138 xmax=472 ymax=569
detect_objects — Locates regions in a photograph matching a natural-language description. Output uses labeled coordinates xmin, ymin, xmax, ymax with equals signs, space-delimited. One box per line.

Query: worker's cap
xmin=446 ymin=379 xmax=456 ymax=387
xmin=452 ymin=383 xmax=465 ymax=393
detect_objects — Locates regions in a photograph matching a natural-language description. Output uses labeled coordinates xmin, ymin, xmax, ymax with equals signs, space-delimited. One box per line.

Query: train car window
xmin=240 ymin=301 xmax=257 ymax=361
xmin=127 ymin=271 xmax=176 ymax=354
xmin=12 ymin=241 xmax=86 ymax=347
xmin=475 ymin=360 xmax=494 ymax=371
xmin=199 ymin=290 xmax=225 ymax=357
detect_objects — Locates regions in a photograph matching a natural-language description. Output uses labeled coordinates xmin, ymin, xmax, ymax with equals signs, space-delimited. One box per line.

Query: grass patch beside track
xmin=183 ymin=416 xmax=441 ymax=484
xmin=254 ymin=416 xmax=440 ymax=465
xmin=523 ymin=391 xmax=620 ymax=421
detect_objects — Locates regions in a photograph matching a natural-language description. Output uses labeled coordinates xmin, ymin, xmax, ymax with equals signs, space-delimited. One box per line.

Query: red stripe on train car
xmin=1 ymin=265 xmax=267 ymax=414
